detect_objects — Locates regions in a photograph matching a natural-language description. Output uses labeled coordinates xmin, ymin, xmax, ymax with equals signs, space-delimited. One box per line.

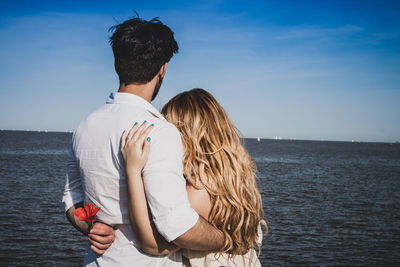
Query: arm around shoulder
xmin=173 ymin=216 xmax=225 ymax=251
xmin=173 ymin=184 xmax=224 ymax=251
xmin=122 ymin=123 xmax=179 ymax=255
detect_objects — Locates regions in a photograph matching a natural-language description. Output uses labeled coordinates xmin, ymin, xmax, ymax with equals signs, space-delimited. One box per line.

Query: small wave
xmin=253 ymin=156 xmax=303 ymax=164
xmin=0 ymin=149 xmax=68 ymax=156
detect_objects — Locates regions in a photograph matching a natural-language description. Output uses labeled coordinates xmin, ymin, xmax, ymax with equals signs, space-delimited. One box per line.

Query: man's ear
xmin=159 ymin=62 xmax=168 ymax=78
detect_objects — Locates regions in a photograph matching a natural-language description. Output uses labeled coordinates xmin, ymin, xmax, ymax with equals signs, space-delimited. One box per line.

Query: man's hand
xmin=66 ymin=204 xmax=115 ymax=255
xmin=88 ymin=222 xmax=115 ymax=255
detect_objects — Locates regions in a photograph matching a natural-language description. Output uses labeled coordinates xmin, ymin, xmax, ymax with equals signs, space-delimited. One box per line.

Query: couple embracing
xmin=62 ymin=16 xmax=266 ymax=267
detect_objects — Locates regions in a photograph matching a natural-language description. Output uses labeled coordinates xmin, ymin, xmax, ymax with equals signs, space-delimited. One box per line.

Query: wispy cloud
xmin=374 ymin=32 xmax=399 ymax=39
xmin=274 ymin=25 xmax=364 ymax=41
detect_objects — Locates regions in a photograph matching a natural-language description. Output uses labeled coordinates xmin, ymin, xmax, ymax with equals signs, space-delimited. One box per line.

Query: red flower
xmin=74 ymin=203 xmax=100 ymax=226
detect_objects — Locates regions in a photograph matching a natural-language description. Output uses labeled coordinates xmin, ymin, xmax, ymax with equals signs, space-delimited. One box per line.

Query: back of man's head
xmin=109 ymin=17 xmax=178 ymax=86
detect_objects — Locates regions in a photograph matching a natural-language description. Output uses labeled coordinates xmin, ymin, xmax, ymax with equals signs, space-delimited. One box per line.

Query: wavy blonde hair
xmin=161 ymin=88 xmax=267 ymax=254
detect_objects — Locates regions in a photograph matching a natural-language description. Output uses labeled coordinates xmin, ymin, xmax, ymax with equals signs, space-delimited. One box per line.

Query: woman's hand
xmin=121 ymin=121 xmax=154 ymax=175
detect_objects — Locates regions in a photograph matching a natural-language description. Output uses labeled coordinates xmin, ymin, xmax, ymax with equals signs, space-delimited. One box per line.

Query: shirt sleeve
xmin=142 ymin=123 xmax=199 ymax=242
xmin=62 ymin=144 xmax=85 ymax=211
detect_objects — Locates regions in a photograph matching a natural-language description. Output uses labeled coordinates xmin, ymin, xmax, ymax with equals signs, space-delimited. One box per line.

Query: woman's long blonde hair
xmin=161 ymin=88 xmax=267 ymax=254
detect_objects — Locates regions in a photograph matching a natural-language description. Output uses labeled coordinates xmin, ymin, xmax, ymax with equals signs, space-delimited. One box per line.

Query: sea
xmin=0 ymin=130 xmax=399 ymax=266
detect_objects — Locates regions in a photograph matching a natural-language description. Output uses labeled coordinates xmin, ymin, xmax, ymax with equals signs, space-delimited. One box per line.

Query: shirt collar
xmin=106 ymin=92 xmax=165 ymax=120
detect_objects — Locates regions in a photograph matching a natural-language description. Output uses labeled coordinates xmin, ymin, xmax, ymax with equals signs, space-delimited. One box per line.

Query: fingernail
xmin=134 ymin=122 xmax=138 ymax=126
xmin=143 ymin=120 xmax=147 ymax=123
xmin=147 ymin=137 xmax=151 ymax=142
xmin=150 ymin=123 xmax=154 ymax=126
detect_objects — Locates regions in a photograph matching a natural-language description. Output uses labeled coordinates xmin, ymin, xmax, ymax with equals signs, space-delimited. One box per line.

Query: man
xmin=62 ymin=17 xmax=224 ymax=266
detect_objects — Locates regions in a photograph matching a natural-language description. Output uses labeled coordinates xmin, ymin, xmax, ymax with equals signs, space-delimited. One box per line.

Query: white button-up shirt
xmin=62 ymin=92 xmax=199 ymax=267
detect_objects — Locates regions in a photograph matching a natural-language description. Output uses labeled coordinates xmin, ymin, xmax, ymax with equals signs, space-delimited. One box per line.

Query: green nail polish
xmin=150 ymin=123 xmax=154 ymax=126
xmin=143 ymin=120 xmax=147 ymax=123
xmin=134 ymin=122 xmax=138 ymax=126
xmin=147 ymin=137 xmax=151 ymax=142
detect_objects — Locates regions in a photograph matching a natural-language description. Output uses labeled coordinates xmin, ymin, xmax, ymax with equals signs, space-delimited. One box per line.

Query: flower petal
xmin=90 ymin=203 xmax=95 ymax=214
xmin=92 ymin=206 xmax=101 ymax=217
xmin=84 ymin=203 xmax=91 ymax=218
xmin=74 ymin=207 xmax=87 ymax=221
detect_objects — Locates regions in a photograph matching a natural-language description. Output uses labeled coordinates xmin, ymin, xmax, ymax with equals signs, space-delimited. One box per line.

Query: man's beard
xmin=151 ymin=75 xmax=163 ymax=101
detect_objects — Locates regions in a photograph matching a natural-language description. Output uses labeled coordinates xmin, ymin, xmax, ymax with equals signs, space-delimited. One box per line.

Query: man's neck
xmin=118 ymin=78 xmax=157 ymax=103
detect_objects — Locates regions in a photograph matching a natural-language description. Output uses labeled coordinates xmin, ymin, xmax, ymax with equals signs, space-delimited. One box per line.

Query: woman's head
xmin=161 ymin=88 xmax=266 ymax=254
xmin=161 ymin=88 xmax=238 ymax=166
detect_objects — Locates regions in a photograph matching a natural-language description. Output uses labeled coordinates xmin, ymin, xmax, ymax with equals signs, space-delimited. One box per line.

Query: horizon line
xmin=1 ymin=129 xmax=398 ymax=144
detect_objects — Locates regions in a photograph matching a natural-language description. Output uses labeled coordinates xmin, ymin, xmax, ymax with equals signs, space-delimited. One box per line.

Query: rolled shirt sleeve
xmin=142 ymin=123 xmax=199 ymax=242
xmin=62 ymin=145 xmax=85 ymax=211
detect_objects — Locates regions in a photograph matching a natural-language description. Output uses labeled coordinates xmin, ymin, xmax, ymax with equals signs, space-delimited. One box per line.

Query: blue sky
xmin=0 ymin=0 xmax=399 ymax=142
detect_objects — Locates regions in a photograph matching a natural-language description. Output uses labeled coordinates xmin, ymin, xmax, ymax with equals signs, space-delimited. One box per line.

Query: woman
xmin=121 ymin=88 xmax=267 ymax=266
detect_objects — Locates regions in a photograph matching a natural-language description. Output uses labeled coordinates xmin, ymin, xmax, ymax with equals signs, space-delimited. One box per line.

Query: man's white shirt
xmin=62 ymin=92 xmax=199 ymax=267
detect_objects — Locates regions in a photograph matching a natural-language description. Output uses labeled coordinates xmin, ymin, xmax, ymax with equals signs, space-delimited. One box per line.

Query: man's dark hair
xmin=109 ymin=17 xmax=178 ymax=85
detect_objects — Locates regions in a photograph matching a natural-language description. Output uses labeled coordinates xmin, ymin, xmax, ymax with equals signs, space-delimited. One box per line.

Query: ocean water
xmin=0 ymin=130 xmax=399 ymax=266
